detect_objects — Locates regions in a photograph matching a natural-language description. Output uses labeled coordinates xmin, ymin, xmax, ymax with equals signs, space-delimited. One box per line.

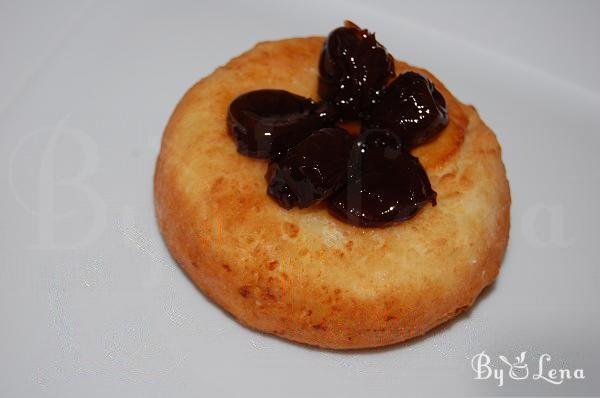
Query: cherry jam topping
xmin=226 ymin=23 xmax=449 ymax=227
xmin=266 ymin=128 xmax=354 ymax=209
xmin=328 ymin=128 xmax=436 ymax=227
xmin=228 ymin=89 xmax=337 ymax=158
xmin=318 ymin=21 xmax=395 ymax=120
xmin=366 ymin=72 xmax=448 ymax=148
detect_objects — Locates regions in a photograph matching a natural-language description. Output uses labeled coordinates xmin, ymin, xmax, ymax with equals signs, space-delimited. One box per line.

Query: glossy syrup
xmin=226 ymin=22 xmax=449 ymax=227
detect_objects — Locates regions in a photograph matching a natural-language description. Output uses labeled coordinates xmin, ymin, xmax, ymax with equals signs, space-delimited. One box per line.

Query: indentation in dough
xmin=239 ymin=285 xmax=250 ymax=298
xmin=283 ymin=222 xmax=299 ymax=238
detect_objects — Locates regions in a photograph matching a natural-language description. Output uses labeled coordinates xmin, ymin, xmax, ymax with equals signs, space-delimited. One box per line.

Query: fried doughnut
xmin=154 ymin=37 xmax=510 ymax=349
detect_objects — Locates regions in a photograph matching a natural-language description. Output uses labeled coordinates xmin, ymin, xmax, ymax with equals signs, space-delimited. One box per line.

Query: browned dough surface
xmin=154 ymin=37 xmax=510 ymax=349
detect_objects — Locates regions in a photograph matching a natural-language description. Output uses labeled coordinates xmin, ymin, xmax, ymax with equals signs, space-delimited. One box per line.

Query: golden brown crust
xmin=154 ymin=37 xmax=511 ymax=349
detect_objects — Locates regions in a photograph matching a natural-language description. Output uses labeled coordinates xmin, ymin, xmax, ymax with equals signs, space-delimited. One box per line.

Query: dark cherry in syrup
xmin=327 ymin=128 xmax=436 ymax=227
xmin=226 ymin=24 xmax=449 ymax=227
xmin=350 ymin=127 xmax=403 ymax=166
xmin=366 ymin=72 xmax=448 ymax=148
xmin=228 ymin=89 xmax=337 ymax=158
xmin=266 ymin=128 xmax=354 ymax=209
xmin=318 ymin=21 xmax=395 ymax=120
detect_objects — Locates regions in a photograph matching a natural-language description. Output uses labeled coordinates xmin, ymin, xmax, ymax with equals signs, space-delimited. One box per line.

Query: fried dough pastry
xmin=154 ymin=37 xmax=510 ymax=349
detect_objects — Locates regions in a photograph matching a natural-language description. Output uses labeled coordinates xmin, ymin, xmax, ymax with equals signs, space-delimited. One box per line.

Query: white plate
xmin=1 ymin=1 xmax=599 ymax=396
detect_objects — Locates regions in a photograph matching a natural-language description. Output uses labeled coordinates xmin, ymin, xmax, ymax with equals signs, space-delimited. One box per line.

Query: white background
xmin=1 ymin=0 xmax=599 ymax=396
